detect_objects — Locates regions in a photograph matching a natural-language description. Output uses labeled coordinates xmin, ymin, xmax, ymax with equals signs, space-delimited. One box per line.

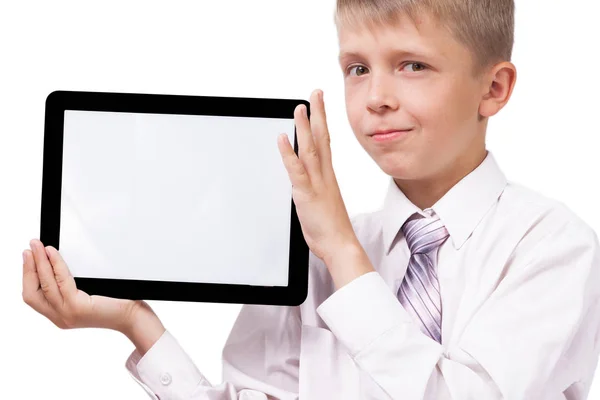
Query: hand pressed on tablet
xmin=277 ymin=90 xmax=375 ymax=290
xmin=22 ymin=239 xmax=165 ymax=354
xmin=277 ymin=89 xmax=358 ymax=262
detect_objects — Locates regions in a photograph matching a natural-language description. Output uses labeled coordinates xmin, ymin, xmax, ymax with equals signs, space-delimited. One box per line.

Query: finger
xmin=22 ymin=250 xmax=66 ymax=326
xmin=22 ymin=249 xmax=41 ymax=297
xmin=294 ymin=101 xmax=322 ymax=184
xmin=30 ymin=239 xmax=64 ymax=310
xmin=278 ymin=133 xmax=312 ymax=191
xmin=45 ymin=246 xmax=78 ymax=301
xmin=311 ymin=89 xmax=334 ymax=178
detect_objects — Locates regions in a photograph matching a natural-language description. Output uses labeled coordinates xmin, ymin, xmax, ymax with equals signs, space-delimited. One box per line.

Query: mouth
xmin=369 ymin=128 xmax=413 ymax=142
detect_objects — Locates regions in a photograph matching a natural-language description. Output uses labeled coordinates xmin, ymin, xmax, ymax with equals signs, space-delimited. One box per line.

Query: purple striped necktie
xmin=397 ymin=211 xmax=450 ymax=343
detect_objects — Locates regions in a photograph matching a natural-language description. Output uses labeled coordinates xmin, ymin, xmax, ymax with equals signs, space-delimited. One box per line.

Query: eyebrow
xmin=338 ymin=49 xmax=436 ymax=65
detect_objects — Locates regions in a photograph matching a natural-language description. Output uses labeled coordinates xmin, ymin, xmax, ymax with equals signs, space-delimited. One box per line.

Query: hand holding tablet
xmin=23 ymin=238 xmax=166 ymax=355
xmin=23 ymin=238 xmax=145 ymax=331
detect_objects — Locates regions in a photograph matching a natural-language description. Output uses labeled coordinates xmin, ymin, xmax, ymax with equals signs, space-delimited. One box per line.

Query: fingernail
xmin=23 ymin=251 xmax=27 ymax=263
xmin=303 ymin=105 xmax=308 ymax=117
xmin=319 ymin=90 xmax=323 ymax=101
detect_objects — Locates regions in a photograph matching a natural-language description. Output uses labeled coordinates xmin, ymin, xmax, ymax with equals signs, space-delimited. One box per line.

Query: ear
xmin=478 ymin=61 xmax=517 ymax=118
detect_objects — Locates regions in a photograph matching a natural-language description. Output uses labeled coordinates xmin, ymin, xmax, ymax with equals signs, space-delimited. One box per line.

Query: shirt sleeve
xmin=124 ymin=303 xmax=302 ymax=400
xmin=316 ymin=218 xmax=600 ymax=399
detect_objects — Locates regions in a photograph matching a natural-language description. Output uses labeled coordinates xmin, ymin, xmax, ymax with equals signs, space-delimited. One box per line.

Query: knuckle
xmin=307 ymin=189 xmax=318 ymax=200
xmin=22 ymin=292 xmax=34 ymax=305
xmin=54 ymin=273 xmax=69 ymax=289
xmin=39 ymin=279 xmax=52 ymax=294
xmin=291 ymin=157 xmax=304 ymax=171
xmin=296 ymin=165 xmax=308 ymax=178
xmin=290 ymin=153 xmax=301 ymax=165
xmin=305 ymin=146 xmax=318 ymax=158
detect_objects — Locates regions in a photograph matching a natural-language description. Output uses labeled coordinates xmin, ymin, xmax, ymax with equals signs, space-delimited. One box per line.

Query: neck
xmin=394 ymin=147 xmax=488 ymax=210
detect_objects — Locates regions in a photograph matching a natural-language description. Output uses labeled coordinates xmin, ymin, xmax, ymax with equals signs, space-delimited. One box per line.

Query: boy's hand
xmin=277 ymin=89 xmax=360 ymax=262
xmin=22 ymin=239 xmax=149 ymax=335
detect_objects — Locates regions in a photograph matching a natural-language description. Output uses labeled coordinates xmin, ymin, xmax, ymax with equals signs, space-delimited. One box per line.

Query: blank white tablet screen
xmin=60 ymin=110 xmax=296 ymax=287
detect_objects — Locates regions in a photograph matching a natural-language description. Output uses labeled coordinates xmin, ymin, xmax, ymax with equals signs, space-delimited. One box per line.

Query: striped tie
xmin=397 ymin=211 xmax=450 ymax=343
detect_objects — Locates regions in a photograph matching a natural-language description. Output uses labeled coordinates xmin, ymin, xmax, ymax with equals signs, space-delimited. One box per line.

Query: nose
xmin=366 ymin=74 xmax=400 ymax=113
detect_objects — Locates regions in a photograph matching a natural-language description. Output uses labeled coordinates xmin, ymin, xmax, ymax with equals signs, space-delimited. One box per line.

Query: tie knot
xmin=401 ymin=212 xmax=450 ymax=255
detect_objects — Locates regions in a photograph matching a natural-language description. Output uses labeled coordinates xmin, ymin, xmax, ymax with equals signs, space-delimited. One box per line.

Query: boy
xmin=22 ymin=0 xmax=600 ymax=398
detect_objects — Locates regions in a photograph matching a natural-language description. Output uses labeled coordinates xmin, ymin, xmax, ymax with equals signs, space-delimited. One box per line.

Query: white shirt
xmin=124 ymin=151 xmax=600 ymax=399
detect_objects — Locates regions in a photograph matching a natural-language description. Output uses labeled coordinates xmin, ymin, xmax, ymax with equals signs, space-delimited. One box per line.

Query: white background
xmin=1 ymin=0 xmax=599 ymax=398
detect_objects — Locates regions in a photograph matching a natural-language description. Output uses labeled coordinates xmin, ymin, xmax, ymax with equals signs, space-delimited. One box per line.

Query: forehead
xmin=337 ymin=12 xmax=461 ymax=64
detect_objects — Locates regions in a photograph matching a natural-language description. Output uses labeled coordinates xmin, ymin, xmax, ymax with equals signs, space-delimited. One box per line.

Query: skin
xmin=21 ymin=10 xmax=516 ymax=358
xmin=337 ymin=12 xmax=516 ymax=209
xmin=22 ymin=241 xmax=165 ymax=355
xmin=276 ymin=11 xmax=516 ymax=289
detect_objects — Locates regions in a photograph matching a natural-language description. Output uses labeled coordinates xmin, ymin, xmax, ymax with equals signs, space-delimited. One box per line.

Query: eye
xmin=346 ymin=65 xmax=368 ymax=77
xmin=402 ymin=62 xmax=427 ymax=72
xmin=345 ymin=62 xmax=428 ymax=77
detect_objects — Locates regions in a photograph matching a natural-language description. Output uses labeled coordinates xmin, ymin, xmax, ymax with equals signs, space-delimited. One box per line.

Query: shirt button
xmin=160 ymin=372 xmax=172 ymax=386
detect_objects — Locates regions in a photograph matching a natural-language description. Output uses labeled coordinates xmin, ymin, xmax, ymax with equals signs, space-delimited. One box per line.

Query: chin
xmin=373 ymin=153 xmax=425 ymax=180
xmin=380 ymin=165 xmax=414 ymax=180
xmin=373 ymin=154 xmax=417 ymax=180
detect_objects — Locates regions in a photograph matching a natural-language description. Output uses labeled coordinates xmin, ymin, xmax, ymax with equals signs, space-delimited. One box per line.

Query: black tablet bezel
xmin=41 ymin=90 xmax=311 ymax=306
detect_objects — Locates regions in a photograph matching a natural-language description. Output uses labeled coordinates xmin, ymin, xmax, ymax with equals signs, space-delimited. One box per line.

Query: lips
xmin=370 ymin=128 xmax=413 ymax=136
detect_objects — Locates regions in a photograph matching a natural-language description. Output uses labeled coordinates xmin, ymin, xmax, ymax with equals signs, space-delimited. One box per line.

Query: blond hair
xmin=334 ymin=0 xmax=514 ymax=75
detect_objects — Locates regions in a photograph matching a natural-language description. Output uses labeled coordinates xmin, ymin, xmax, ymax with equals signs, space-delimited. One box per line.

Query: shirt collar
xmin=381 ymin=150 xmax=507 ymax=254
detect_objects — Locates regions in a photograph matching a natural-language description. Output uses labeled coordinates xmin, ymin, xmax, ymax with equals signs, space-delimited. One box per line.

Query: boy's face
xmin=337 ymin=12 xmax=489 ymax=183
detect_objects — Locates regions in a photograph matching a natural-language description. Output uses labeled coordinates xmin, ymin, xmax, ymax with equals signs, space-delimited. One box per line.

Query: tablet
xmin=40 ymin=90 xmax=310 ymax=306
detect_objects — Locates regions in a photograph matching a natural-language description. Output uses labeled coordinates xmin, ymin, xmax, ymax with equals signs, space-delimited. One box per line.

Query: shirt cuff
xmin=125 ymin=329 xmax=209 ymax=399
xmin=316 ymin=271 xmax=423 ymax=357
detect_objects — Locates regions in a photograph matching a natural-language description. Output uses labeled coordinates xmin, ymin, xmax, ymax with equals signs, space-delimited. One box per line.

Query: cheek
xmin=345 ymin=101 xmax=362 ymax=135
xmin=410 ymin=80 xmax=477 ymax=138
xmin=404 ymin=81 xmax=455 ymax=125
